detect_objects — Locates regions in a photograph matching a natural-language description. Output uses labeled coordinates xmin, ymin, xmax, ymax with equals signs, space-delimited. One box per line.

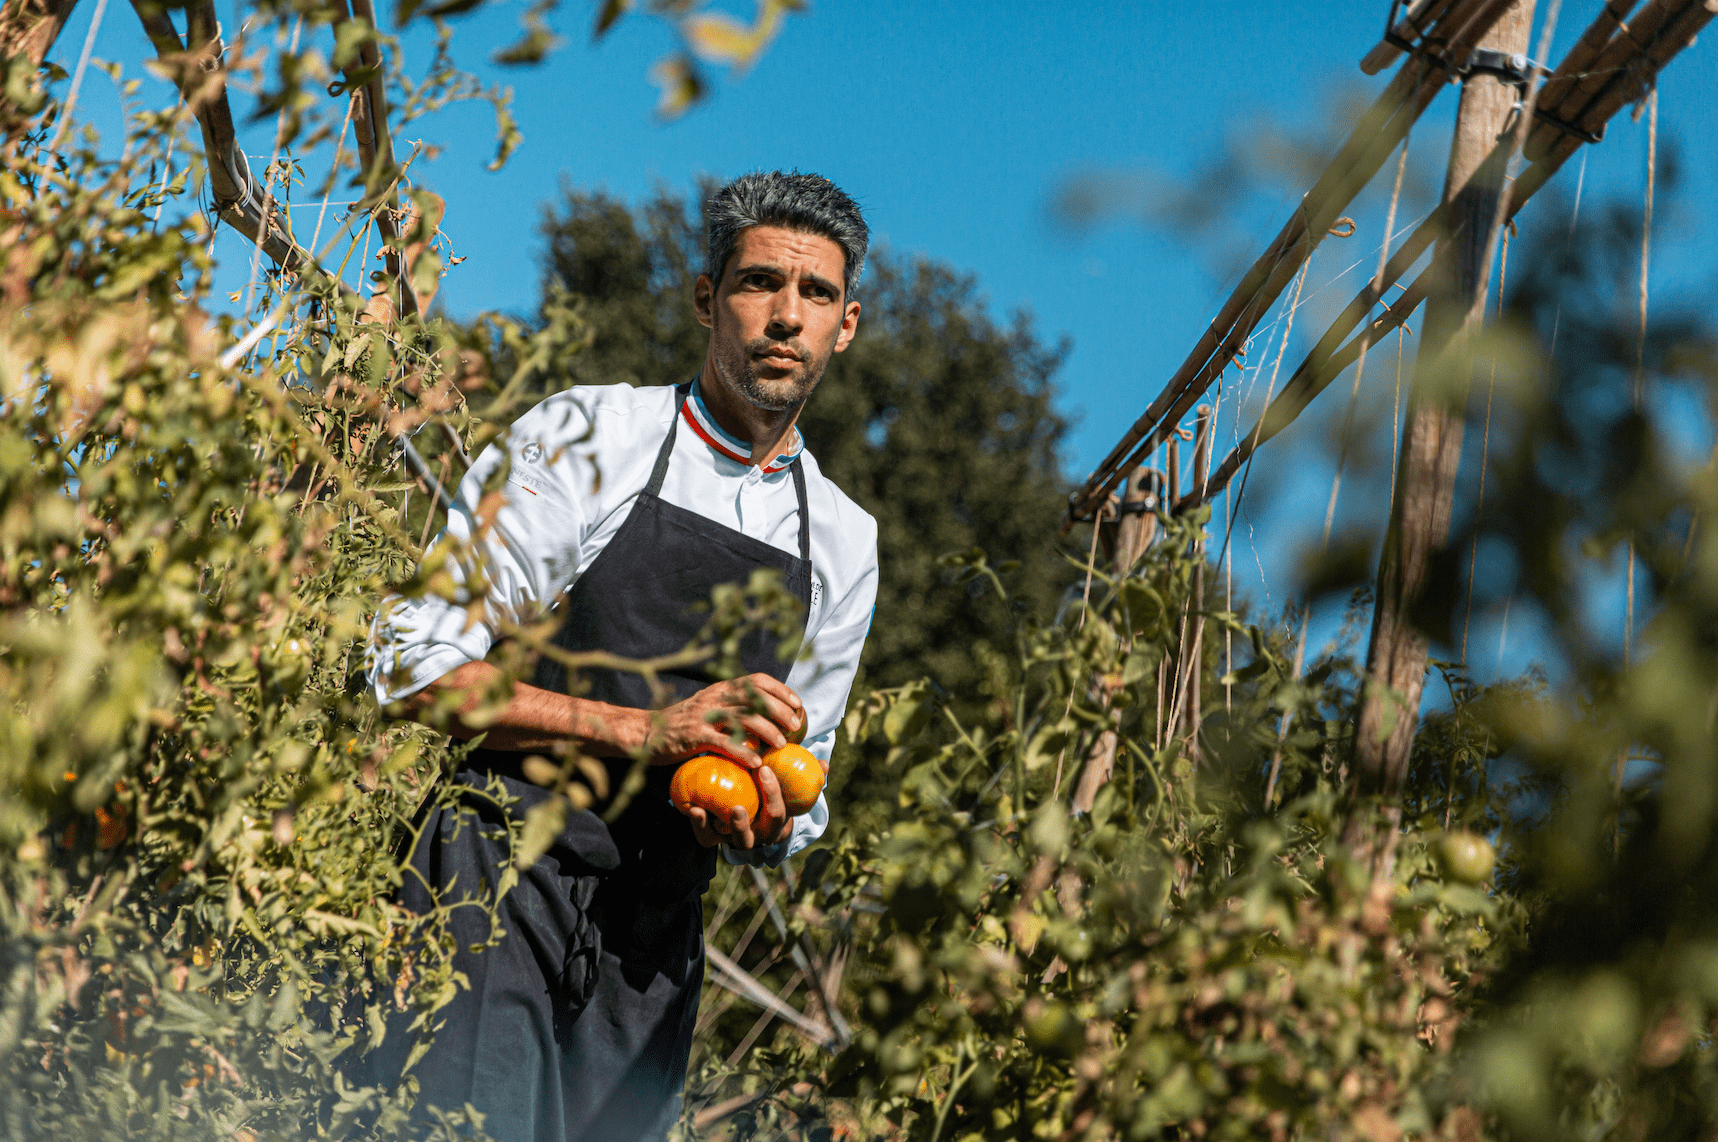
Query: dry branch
xmin=0 ymin=0 xmax=80 ymax=70
xmin=703 ymin=946 xmax=832 ymax=1046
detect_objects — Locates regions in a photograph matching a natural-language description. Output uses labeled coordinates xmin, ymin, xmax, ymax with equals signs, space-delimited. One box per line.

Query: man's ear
xmin=693 ymin=273 xmax=715 ymax=330
xmin=833 ymin=299 xmax=861 ymax=354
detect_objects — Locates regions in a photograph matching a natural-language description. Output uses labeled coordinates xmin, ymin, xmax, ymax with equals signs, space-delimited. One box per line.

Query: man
xmin=367 ymin=171 xmax=879 ymax=1141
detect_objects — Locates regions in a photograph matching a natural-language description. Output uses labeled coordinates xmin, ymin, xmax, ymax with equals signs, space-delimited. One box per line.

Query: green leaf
xmin=1023 ymin=720 xmax=1072 ymax=771
xmin=1220 ymin=657 xmax=1272 ymax=686
xmin=267 ymin=977 xmax=300 ymax=1032
xmin=1122 ymin=646 xmax=1158 ymax=686
xmin=515 ymin=798 xmax=565 ymax=869
xmin=592 ymin=0 xmax=630 ymax=38
xmin=883 ymin=683 xmax=933 ymax=745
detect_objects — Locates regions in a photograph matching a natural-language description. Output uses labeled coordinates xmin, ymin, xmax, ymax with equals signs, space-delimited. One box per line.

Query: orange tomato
xmin=669 ymin=755 xmax=761 ymax=822
xmin=758 ymin=743 xmax=824 ymax=816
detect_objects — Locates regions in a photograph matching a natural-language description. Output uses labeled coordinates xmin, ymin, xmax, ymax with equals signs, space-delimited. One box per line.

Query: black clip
xmin=1380 ymin=4 xmax=1546 ymax=93
xmin=1066 ymin=490 xmax=1102 ymax=524
xmin=1532 ymin=104 xmax=1605 ymax=145
xmin=1381 ymin=0 xmax=1428 ymax=56
xmin=1379 ymin=0 xmax=1462 ymax=76
xmin=1118 ymin=495 xmax=1158 ymax=517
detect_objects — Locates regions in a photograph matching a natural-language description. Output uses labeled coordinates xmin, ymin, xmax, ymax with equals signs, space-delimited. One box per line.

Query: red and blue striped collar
xmin=681 ymin=380 xmax=803 ymax=474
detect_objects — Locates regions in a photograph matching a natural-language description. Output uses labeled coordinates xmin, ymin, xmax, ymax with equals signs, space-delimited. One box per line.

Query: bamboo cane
xmin=1187 ymin=0 xmax=1713 ymax=509
xmin=330 ymin=0 xmax=418 ymax=317
xmin=1360 ymin=0 xmax=1457 ymax=75
xmin=127 ymin=0 xmax=335 ymax=282
xmin=1524 ymin=0 xmax=1641 ymax=157
xmin=1063 ymin=0 xmax=1522 ymax=530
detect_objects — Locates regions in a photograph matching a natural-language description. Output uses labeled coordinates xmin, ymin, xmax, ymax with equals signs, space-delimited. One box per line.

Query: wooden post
xmin=1353 ymin=0 xmax=1536 ymax=811
xmin=1074 ymin=466 xmax=1159 ymax=813
xmin=1111 ymin=468 xmax=1158 ymax=576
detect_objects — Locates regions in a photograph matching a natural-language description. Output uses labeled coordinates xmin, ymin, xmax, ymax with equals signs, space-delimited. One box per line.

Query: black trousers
xmin=361 ymin=771 xmax=706 ymax=1142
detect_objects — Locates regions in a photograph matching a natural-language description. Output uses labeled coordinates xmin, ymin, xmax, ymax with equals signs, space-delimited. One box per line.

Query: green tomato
xmin=1438 ymin=830 xmax=1496 ymax=884
xmin=1050 ymin=922 xmax=1093 ymax=963
xmin=1022 ymin=1001 xmax=1084 ymax=1059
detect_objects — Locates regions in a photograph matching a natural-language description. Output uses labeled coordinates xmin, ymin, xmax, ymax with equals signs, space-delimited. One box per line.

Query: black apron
xmin=365 ymin=383 xmax=813 ymax=1142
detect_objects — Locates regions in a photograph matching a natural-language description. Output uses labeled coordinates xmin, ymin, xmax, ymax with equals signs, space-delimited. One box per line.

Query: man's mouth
xmin=755 ymin=347 xmax=801 ymax=365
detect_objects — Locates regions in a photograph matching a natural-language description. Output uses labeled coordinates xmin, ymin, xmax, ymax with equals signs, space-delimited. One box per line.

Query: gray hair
xmin=705 ymin=171 xmax=869 ymax=300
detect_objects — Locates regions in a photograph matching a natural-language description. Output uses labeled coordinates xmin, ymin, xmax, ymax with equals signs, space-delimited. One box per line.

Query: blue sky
xmin=53 ymin=0 xmax=1718 ymax=685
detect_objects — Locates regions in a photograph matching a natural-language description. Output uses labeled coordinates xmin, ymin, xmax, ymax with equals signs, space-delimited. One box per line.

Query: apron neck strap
xmin=644 ymin=383 xmax=690 ymax=498
xmin=654 ymin=380 xmax=812 ymax=565
xmin=790 ymin=457 xmax=810 ymax=563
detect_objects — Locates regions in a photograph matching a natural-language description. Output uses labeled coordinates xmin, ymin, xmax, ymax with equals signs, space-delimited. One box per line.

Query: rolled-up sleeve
xmin=368 ymin=396 xmax=593 ymax=705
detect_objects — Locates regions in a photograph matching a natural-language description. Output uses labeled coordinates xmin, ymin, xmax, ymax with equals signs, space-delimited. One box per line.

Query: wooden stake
xmin=1353 ymin=0 xmax=1537 ymax=817
xmin=1111 ymin=468 xmax=1158 ymax=576
xmin=331 ymin=0 xmax=418 ymax=317
xmin=1074 ymin=467 xmax=1161 ymax=813
xmin=1166 ymin=436 xmax=1181 ymax=508
xmin=1180 ymin=408 xmax=1213 ymax=757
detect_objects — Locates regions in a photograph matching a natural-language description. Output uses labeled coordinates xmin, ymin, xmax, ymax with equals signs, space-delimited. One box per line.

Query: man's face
xmin=694 ymin=225 xmax=861 ymax=413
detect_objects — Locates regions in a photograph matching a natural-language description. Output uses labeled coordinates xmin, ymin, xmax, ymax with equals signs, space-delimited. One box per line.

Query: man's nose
xmin=766 ymin=286 xmax=804 ymax=336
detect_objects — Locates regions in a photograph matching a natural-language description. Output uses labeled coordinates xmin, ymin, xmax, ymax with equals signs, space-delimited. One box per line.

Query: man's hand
xmin=644 ymin=673 xmax=802 ymax=769
xmin=686 ymin=763 xmax=792 ymax=850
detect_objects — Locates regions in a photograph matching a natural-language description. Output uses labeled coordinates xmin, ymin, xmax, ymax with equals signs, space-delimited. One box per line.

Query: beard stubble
xmin=715 ymin=336 xmax=831 ymax=413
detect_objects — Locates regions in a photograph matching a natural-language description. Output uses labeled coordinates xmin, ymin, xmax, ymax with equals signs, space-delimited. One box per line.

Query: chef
xmin=366 ymin=171 xmax=879 ymax=1141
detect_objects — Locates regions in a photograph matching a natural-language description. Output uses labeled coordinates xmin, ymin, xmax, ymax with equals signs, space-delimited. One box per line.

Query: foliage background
xmin=2 ymin=2 xmax=1718 ymax=1141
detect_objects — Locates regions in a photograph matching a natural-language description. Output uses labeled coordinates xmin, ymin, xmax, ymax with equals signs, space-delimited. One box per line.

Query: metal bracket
xmin=1066 ymin=474 xmax=1164 ymax=523
xmin=1463 ymin=47 xmax=1538 ymax=88
xmin=1378 ymin=3 xmax=1543 ymax=92
xmin=1456 ymin=48 xmax=1545 ymax=138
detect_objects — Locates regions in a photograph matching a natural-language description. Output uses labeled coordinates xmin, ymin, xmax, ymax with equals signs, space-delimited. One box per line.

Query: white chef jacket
xmin=369 ymin=380 xmax=879 ymax=866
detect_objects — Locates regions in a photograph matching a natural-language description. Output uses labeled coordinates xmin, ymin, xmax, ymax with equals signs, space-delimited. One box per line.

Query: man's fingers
xmin=755 ymin=765 xmax=786 ymax=837
xmin=729 ymin=805 xmax=756 ymax=849
xmin=704 ymin=727 xmax=764 ymax=767
xmin=741 ymin=673 xmax=800 ymax=708
xmin=737 ymin=714 xmax=786 ymax=752
xmin=686 ymin=807 xmax=721 ymax=848
xmin=738 ymin=674 xmax=802 ymax=726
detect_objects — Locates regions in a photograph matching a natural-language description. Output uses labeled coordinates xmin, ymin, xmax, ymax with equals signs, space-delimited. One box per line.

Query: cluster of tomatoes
xmin=668 ymin=715 xmax=824 ymax=822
